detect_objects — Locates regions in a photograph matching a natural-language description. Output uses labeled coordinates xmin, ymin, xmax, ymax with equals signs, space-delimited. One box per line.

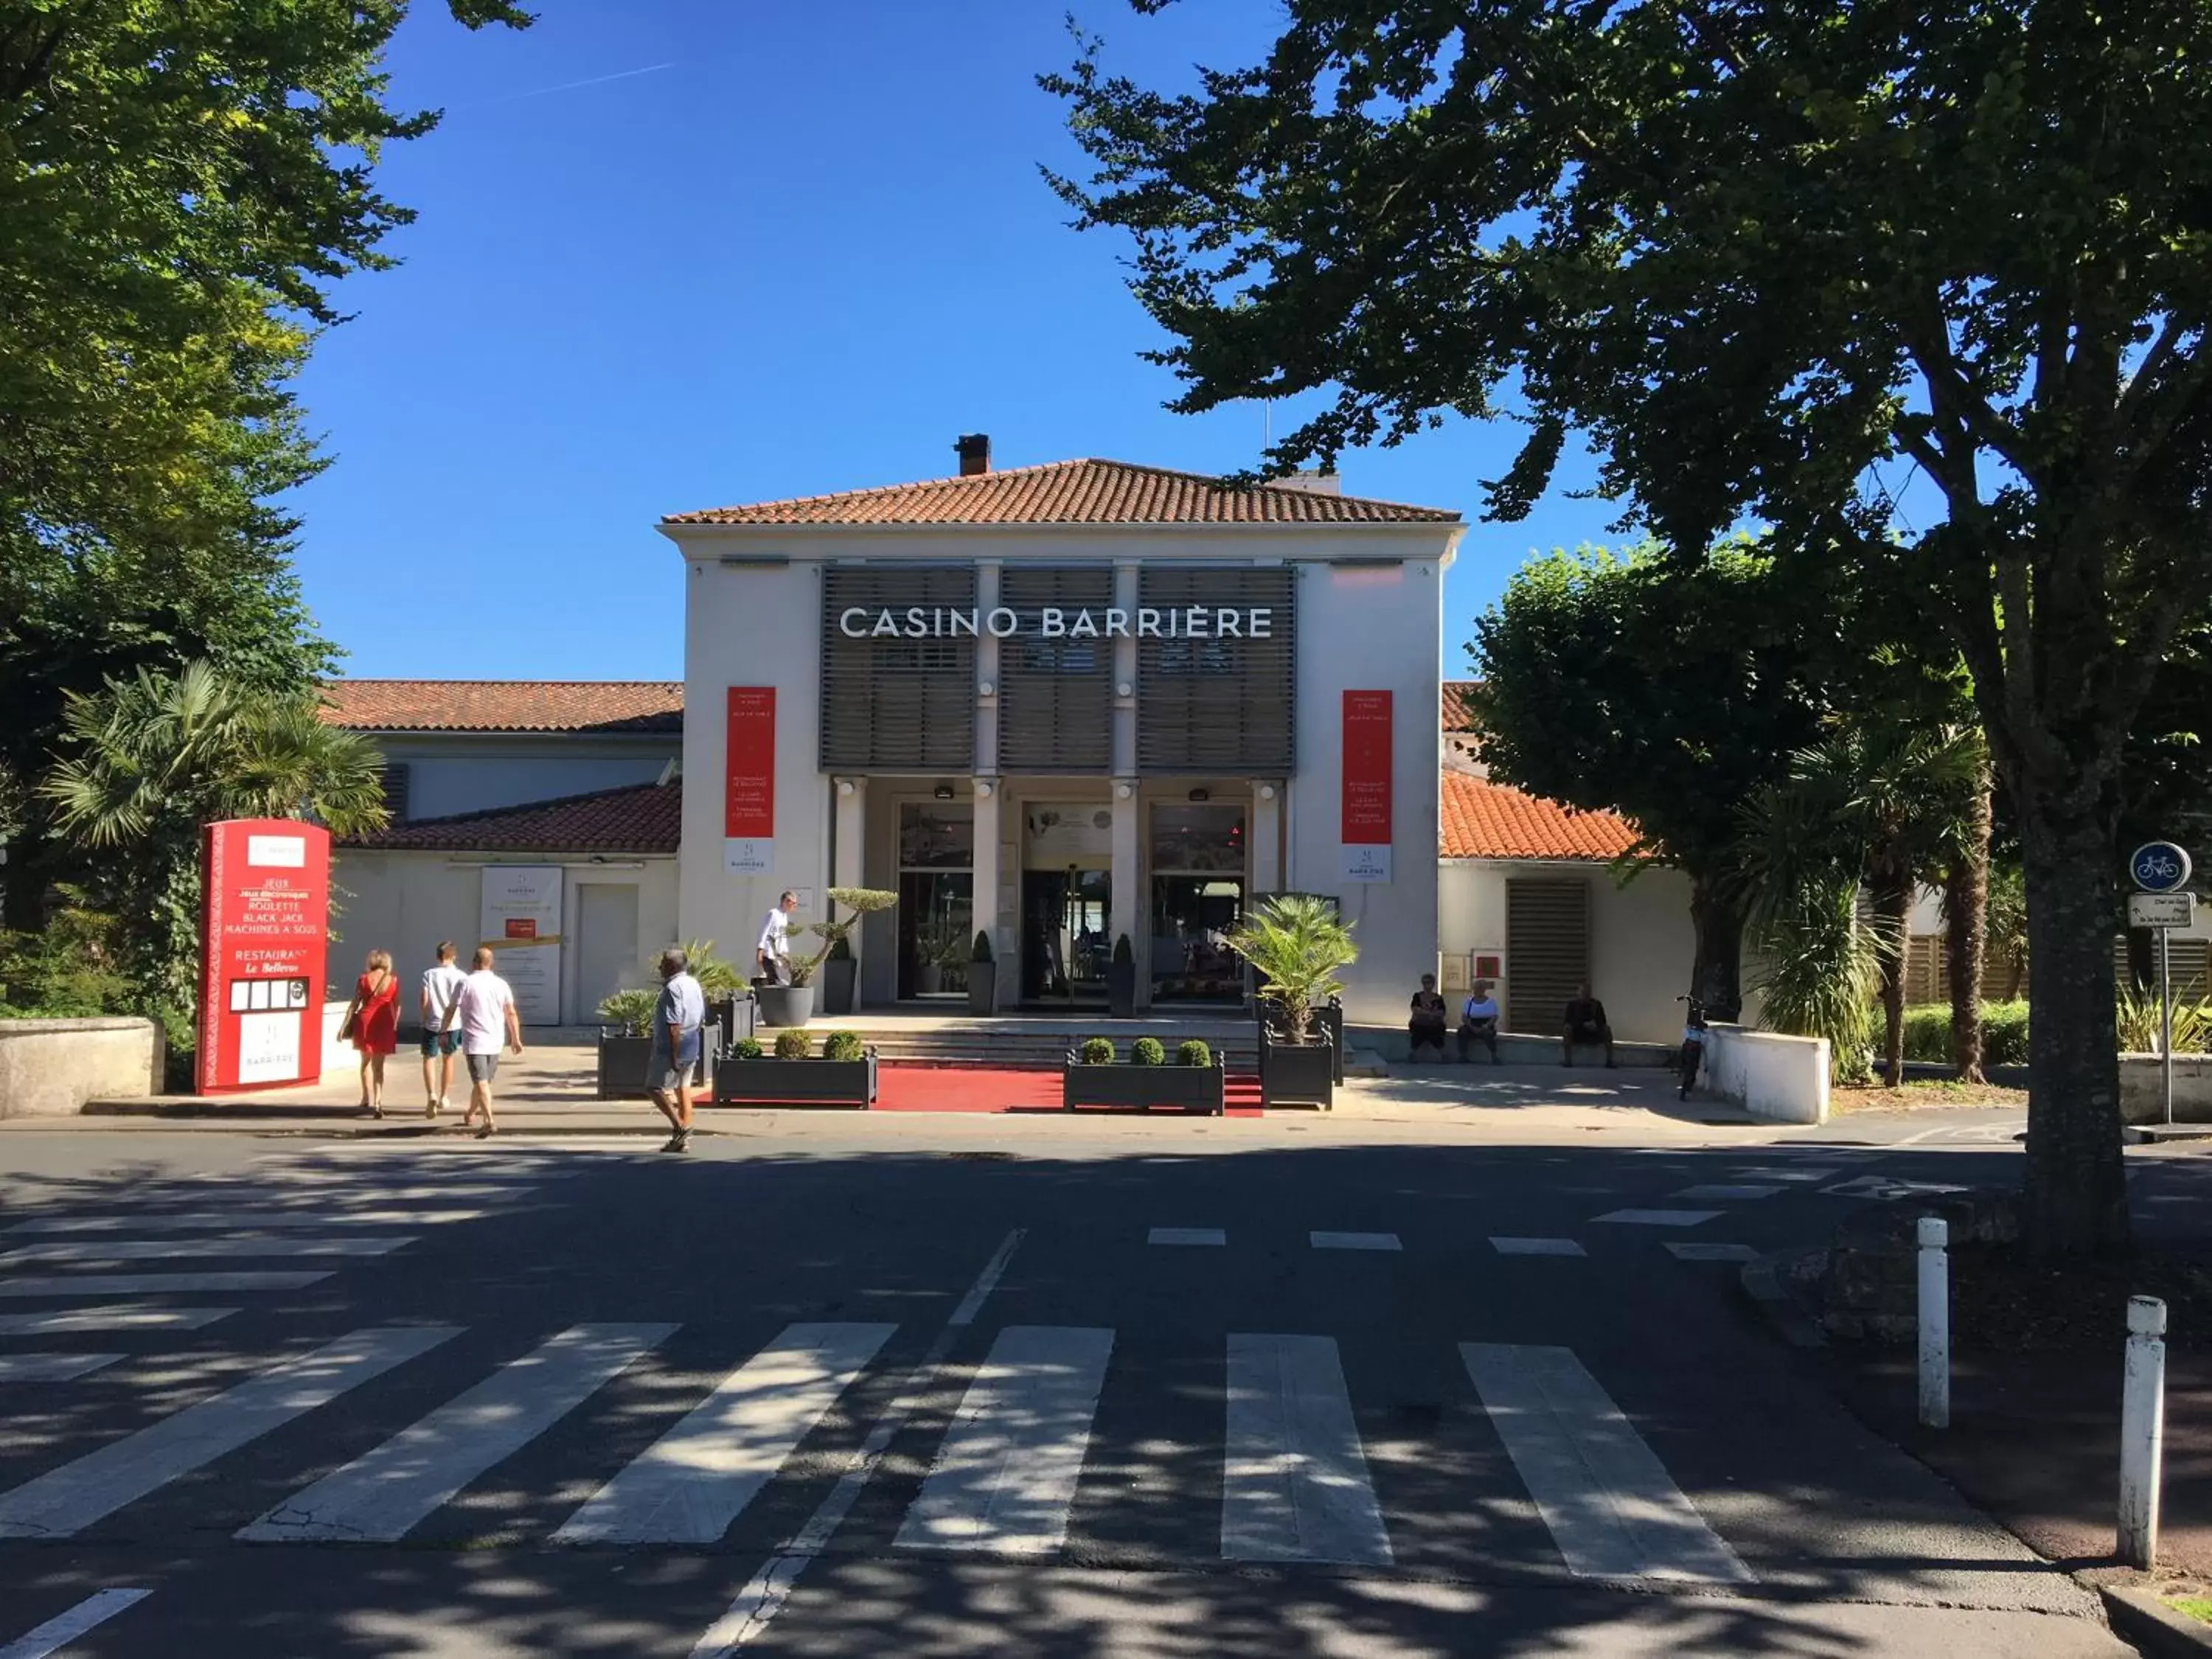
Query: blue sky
xmin=291 ymin=0 xmax=1618 ymax=681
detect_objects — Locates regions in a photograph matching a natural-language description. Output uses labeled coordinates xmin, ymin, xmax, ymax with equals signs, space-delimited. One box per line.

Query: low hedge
xmin=1901 ymin=1001 xmax=2030 ymax=1068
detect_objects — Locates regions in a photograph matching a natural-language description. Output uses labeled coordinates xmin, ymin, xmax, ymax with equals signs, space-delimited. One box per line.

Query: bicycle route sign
xmin=2131 ymin=841 xmax=2193 ymax=894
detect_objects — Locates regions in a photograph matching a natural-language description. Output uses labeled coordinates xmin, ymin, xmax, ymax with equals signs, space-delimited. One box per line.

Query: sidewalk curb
xmin=1738 ymin=1249 xmax=1828 ymax=1349
xmin=2098 ymin=1585 xmax=2212 ymax=1657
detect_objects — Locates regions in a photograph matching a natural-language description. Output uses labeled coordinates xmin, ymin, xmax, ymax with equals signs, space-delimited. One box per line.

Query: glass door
xmin=897 ymin=803 xmax=973 ymax=1001
xmin=1149 ymin=804 xmax=1248 ymax=1003
xmin=1019 ymin=804 xmax=1113 ymax=1008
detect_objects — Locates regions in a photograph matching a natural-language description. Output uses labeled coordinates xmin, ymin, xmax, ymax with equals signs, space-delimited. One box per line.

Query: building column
xmin=832 ymin=776 xmax=866 ymax=999
xmin=1112 ymin=779 xmax=1143 ymax=1007
xmin=972 ymin=779 xmax=1002 ymax=1009
xmin=1251 ymin=780 xmax=1282 ymax=897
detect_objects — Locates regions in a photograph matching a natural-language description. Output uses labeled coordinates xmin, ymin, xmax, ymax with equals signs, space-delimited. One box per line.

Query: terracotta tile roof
xmin=344 ymin=782 xmax=680 ymax=855
xmin=1439 ymin=771 xmax=1639 ymax=861
xmin=1442 ymin=680 xmax=1483 ymax=731
xmin=320 ymin=681 xmax=684 ymax=734
xmin=664 ymin=459 xmax=1459 ymax=526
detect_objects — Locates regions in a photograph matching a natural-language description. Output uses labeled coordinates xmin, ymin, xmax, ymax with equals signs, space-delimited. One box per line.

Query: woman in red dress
xmin=347 ymin=949 xmax=402 ymax=1118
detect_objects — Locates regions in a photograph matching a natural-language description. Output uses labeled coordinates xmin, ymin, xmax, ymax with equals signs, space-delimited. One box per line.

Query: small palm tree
xmin=1225 ymin=894 xmax=1356 ymax=1045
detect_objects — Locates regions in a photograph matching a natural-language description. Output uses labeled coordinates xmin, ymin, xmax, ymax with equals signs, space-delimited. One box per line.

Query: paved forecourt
xmin=0 ymin=1134 xmax=2129 ymax=1658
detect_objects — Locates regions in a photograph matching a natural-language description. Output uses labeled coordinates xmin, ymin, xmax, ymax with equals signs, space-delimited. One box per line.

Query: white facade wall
xmin=670 ymin=522 xmax=1458 ymax=1026
xmin=369 ymin=734 xmax=678 ymax=821
xmin=328 ymin=849 xmax=678 ymax=1026
xmin=1439 ymin=859 xmax=1700 ymax=1044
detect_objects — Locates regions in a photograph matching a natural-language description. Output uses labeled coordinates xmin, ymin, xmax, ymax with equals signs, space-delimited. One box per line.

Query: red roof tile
xmin=1440 ymin=771 xmax=1638 ymax=861
xmin=321 ymin=681 xmax=683 ymax=734
xmin=664 ymin=459 xmax=1459 ymax=526
xmin=344 ymin=782 xmax=680 ymax=855
xmin=1442 ymin=680 xmax=1483 ymax=731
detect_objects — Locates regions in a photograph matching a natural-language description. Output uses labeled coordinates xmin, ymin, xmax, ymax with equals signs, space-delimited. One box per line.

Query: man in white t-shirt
xmin=418 ymin=941 xmax=468 ymax=1119
xmin=756 ymin=890 xmax=799 ymax=984
xmin=453 ymin=946 xmax=522 ymax=1139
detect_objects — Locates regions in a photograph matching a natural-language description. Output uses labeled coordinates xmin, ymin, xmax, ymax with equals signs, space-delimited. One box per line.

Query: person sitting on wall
xmin=1563 ymin=983 xmax=1615 ymax=1068
xmin=1458 ymin=981 xmax=1501 ymax=1063
xmin=1408 ymin=973 xmax=1449 ymax=1061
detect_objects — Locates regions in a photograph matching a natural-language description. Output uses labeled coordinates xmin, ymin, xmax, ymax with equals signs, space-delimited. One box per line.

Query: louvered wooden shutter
xmin=1135 ymin=566 xmax=1295 ymax=774
xmin=820 ymin=565 xmax=977 ymax=771
xmin=998 ymin=566 xmax=1113 ymax=773
xmin=1506 ymin=878 xmax=1590 ymax=1034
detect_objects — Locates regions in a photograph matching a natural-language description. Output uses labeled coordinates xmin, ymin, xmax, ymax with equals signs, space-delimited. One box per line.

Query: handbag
xmin=338 ymin=1004 xmax=360 ymax=1044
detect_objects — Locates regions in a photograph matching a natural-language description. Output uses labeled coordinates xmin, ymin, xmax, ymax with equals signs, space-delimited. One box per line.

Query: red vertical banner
xmin=198 ymin=818 xmax=330 ymax=1094
xmin=1341 ymin=689 xmax=1394 ymax=882
xmin=724 ymin=686 xmax=776 ymax=874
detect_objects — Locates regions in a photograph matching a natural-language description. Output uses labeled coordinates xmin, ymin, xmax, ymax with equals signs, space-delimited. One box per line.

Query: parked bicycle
xmin=1675 ymin=994 xmax=1708 ymax=1101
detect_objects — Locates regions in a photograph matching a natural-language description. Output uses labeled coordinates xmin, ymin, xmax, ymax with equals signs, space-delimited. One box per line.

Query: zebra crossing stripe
xmin=1 ymin=1237 xmax=413 ymax=1264
xmin=0 ymin=1326 xmax=457 ymax=1539
xmin=0 ymin=1273 xmax=331 ymax=1298
xmin=0 ymin=1354 xmax=122 ymax=1383
xmin=0 ymin=1307 xmax=237 ymax=1335
xmin=1460 ymin=1343 xmax=1751 ymax=1584
xmin=237 ymin=1323 xmax=677 ymax=1543
xmin=1220 ymin=1333 xmax=1393 ymax=1567
xmin=554 ymin=1322 xmax=895 ymax=1545
xmin=8 ymin=1208 xmax=495 ymax=1235
xmin=0 ymin=1588 xmax=152 ymax=1659
xmin=896 ymin=1325 xmax=1113 ymax=1557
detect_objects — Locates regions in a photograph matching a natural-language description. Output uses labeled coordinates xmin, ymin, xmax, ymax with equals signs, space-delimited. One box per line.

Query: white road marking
xmin=1461 ymin=1343 xmax=1751 ymax=1584
xmin=0 ymin=1273 xmax=331 ymax=1298
xmin=0 ymin=1353 xmax=123 ymax=1382
xmin=0 ymin=1587 xmax=152 ymax=1659
xmin=1590 ymin=1210 xmax=1721 ymax=1228
xmin=1820 ymin=1175 xmax=1969 ymax=1201
xmin=1491 ymin=1238 xmax=1587 ymax=1257
xmin=0 ymin=1307 xmax=236 ymax=1335
xmin=181 ymin=1183 xmax=538 ymax=1202
xmin=1665 ymin=1243 xmax=1761 ymax=1263
xmin=0 ymin=1326 xmax=457 ymax=1538
xmin=1727 ymin=1168 xmax=1830 ymax=1183
xmin=1221 ymin=1332 xmax=1393 ymax=1567
xmin=1147 ymin=1228 xmax=1225 ymax=1247
xmin=239 ymin=1323 xmax=675 ymax=1543
xmin=1670 ymin=1185 xmax=1784 ymax=1201
xmin=896 ymin=1324 xmax=1113 ymax=1556
xmin=8 ymin=1208 xmax=492 ymax=1235
xmin=1310 ymin=1231 xmax=1402 ymax=1251
xmin=2 ymin=1237 xmax=412 ymax=1264
xmin=554 ymin=1322 xmax=894 ymax=1544
xmin=691 ymin=1230 xmax=1023 ymax=1655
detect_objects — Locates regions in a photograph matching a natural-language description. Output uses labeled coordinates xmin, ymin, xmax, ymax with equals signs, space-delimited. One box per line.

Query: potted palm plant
xmin=1228 ymin=894 xmax=1357 ymax=1110
xmin=594 ymin=987 xmax=714 ymax=1100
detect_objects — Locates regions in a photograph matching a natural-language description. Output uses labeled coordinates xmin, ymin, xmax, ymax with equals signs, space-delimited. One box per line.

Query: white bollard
xmin=2120 ymin=1295 xmax=2168 ymax=1570
xmin=1917 ymin=1216 xmax=1950 ymax=1429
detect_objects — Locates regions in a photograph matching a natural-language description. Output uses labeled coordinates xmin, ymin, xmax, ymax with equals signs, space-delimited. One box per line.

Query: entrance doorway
xmin=897 ymin=801 xmax=974 ymax=1001
xmin=1020 ymin=869 xmax=1111 ymax=1006
xmin=1149 ymin=803 xmax=1248 ymax=1004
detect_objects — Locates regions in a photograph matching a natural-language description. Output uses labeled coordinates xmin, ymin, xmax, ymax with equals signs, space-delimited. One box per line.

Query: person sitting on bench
xmin=1408 ymin=974 xmax=1449 ymax=1060
xmin=1562 ymin=984 xmax=1615 ymax=1067
xmin=1458 ymin=981 xmax=1501 ymax=1063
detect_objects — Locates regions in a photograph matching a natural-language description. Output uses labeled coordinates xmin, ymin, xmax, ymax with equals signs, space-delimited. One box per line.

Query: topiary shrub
xmin=732 ymin=1036 xmax=764 ymax=1060
xmin=972 ymin=931 xmax=994 ymax=963
xmin=1112 ymin=933 xmax=1134 ymax=966
xmin=1176 ymin=1040 xmax=1212 ymax=1068
xmin=1079 ymin=1036 xmax=1115 ymax=1065
xmin=773 ymin=1029 xmax=812 ymax=1060
xmin=1131 ymin=1037 xmax=1166 ymax=1065
xmin=822 ymin=1030 xmax=863 ymax=1062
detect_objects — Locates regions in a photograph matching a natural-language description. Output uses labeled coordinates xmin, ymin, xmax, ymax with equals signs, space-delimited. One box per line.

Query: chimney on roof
xmin=954 ymin=434 xmax=991 ymax=476
xmin=1267 ymin=468 xmax=1341 ymax=496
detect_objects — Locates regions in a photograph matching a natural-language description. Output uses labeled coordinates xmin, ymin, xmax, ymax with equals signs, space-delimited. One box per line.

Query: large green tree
xmin=1051 ymin=1 xmax=2212 ymax=1256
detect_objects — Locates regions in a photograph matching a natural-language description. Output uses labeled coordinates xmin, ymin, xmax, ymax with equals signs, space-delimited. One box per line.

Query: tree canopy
xmin=1052 ymin=1 xmax=2212 ymax=1255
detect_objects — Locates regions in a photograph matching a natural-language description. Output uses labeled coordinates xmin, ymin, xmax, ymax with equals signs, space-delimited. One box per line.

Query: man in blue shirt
xmin=648 ymin=947 xmax=707 ymax=1153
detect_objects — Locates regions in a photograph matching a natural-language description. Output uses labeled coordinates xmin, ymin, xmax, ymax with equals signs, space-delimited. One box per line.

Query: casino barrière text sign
xmin=838 ymin=605 xmax=1276 ymax=640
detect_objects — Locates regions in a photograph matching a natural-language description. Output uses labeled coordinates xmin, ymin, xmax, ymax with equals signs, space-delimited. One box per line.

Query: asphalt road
xmin=0 ymin=1118 xmax=2166 ymax=1658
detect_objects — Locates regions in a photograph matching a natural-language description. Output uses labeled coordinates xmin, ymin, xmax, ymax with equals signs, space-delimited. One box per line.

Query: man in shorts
xmin=454 ymin=946 xmax=522 ymax=1138
xmin=648 ymin=947 xmax=706 ymax=1153
xmin=419 ymin=941 xmax=467 ymax=1118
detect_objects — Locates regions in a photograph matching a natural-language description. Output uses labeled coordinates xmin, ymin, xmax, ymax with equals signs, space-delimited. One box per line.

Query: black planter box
xmin=1105 ymin=961 xmax=1138 ymax=1018
xmin=1258 ymin=1034 xmax=1335 ymax=1110
xmin=822 ymin=956 xmax=858 ymax=1016
xmin=1062 ymin=1061 xmax=1224 ymax=1116
xmin=595 ymin=1033 xmax=712 ymax=1102
xmin=713 ymin=1052 xmax=877 ymax=1109
xmin=967 ymin=961 xmax=997 ymax=1015
xmin=1257 ymin=1000 xmax=1344 ymax=1087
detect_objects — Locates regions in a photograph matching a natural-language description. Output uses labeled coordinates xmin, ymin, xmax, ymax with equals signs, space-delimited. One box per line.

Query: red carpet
xmin=875 ymin=1065 xmax=1263 ymax=1116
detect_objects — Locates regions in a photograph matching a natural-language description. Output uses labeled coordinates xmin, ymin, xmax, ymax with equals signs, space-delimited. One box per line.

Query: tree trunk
xmin=2018 ymin=810 xmax=2132 ymax=1259
xmin=1873 ymin=868 xmax=1911 ymax=1088
xmin=1944 ymin=773 xmax=1992 ymax=1082
xmin=1688 ymin=874 xmax=1743 ymax=1022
